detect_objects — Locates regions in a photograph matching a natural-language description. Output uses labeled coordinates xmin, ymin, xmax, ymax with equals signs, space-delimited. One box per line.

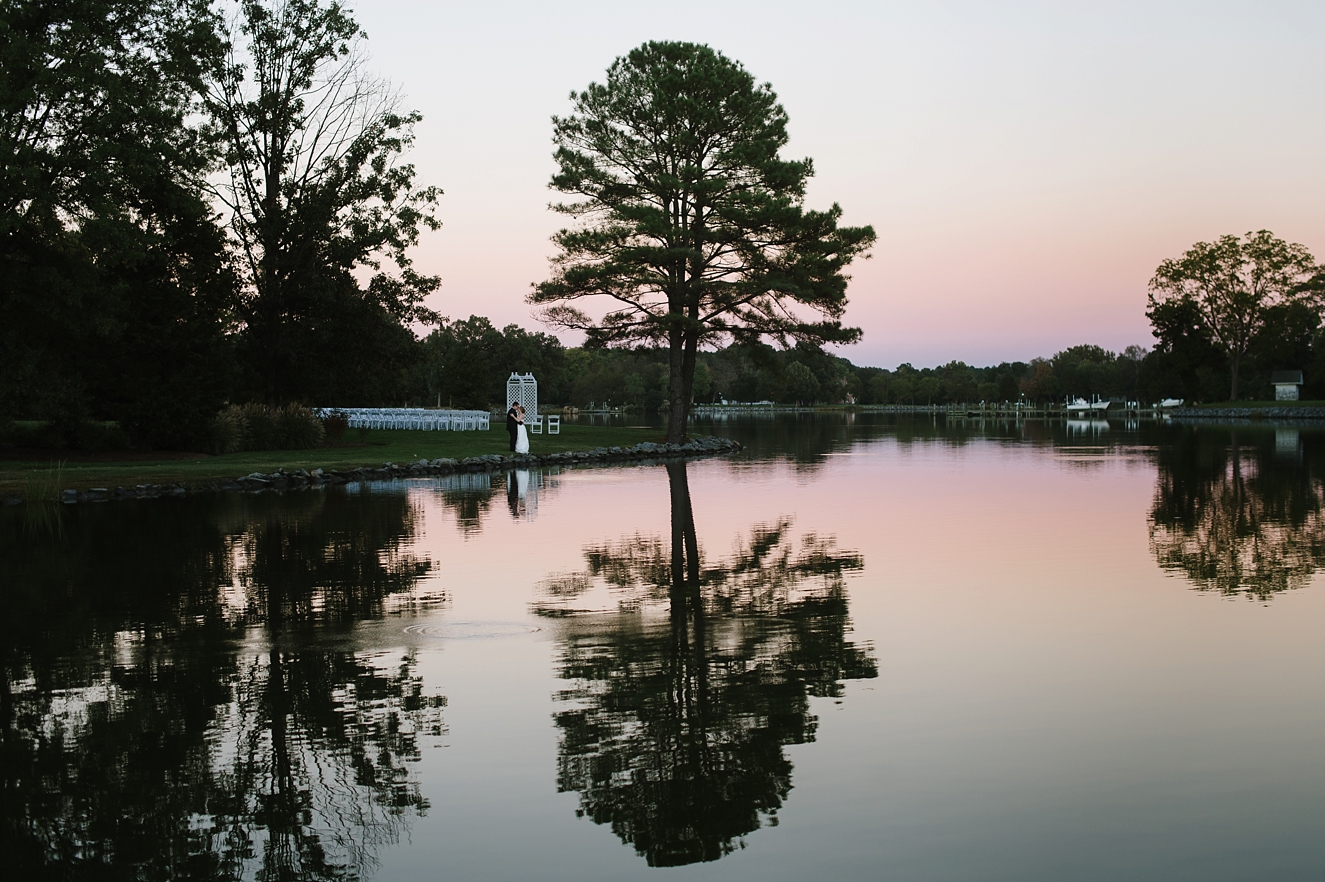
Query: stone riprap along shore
xmin=1169 ymin=406 xmax=1325 ymax=421
xmin=48 ymin=436 xmax=743 ymax=505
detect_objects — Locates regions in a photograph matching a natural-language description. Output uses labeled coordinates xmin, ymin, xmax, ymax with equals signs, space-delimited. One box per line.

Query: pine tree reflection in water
xmin=1149 ymin=429 xmax=1325 ymax=600
xmin=0 ymin=488 xmax=444 ymax=880
xmin=533 ymin=462 xmax=877 ymax=866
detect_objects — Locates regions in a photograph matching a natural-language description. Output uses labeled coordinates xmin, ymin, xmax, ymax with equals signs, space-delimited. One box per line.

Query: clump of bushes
xmin=210 ymin=407 xmax=247 ymax=455
xmin=209 ymin=403 xmax=325 ymax=454
xmin=240 ymin=402 xmax=279 ymax=451
xmin=276 ymin=404 xmax=326 ymax=449
xmin=321 ymin=409 xmax=349 ymax=443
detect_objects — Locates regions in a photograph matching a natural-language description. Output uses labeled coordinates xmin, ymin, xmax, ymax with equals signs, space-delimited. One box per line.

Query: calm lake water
xmin=3 ymin=415 xmax=1323 ymax=880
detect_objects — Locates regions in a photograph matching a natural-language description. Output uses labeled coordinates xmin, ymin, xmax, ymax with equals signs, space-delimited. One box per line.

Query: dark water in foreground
xmin=2 ymin=415 xmax=1322 ymax=880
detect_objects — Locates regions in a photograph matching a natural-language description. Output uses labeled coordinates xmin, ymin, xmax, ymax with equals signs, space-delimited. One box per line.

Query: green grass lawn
xmin=0 ymin=424 xmax=664 ymax=498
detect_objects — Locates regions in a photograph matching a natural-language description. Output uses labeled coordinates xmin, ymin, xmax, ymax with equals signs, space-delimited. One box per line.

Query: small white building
xmin=1271 ymin=370 xmax=1303 ymax=401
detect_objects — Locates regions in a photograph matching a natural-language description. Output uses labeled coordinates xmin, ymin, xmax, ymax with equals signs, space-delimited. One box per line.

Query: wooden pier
xmin=863 ymin=403 xmax=1166 ymax=420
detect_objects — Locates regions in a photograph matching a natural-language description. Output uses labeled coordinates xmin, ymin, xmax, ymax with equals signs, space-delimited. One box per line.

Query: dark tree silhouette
xmin=0 ymin=0 xmax=235 ymax=444
xmin=1148 ymin=231 xmax=1317 ymax=400
xmin=209 ymin=0 xmax=441 ymax=404
xmin=532 ymin=42 xmax=875 ymax=442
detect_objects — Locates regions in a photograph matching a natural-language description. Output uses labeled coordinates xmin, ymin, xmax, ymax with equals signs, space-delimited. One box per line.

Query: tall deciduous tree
xmin=0 ymin=0 xmax=230 ymax=437
xmin=208 ymin=0 xmax=441 ymax=404
xmin=1148 ymin=231 xmax=1318 ymax=400
xmin=532 ymin=41 xmax=875 ymax=442
xmin=0 ymin=0 xmax=220 ymax=232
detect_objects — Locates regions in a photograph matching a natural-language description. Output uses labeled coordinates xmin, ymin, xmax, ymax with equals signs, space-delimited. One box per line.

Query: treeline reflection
xmin=0 ymin=489 xmax=443 ymax=880
xmin=1149 ymin=428 xmax=1325 ymax=600
xmin=694 ymin=411 xmax=1191 ymax=471
xmin=534 ymin=462 xmax=877 ymax=866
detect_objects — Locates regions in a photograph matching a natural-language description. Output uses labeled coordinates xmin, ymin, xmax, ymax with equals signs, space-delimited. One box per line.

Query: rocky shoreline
xmin=37 ymin=436 xmax=743 ymax=506
xmin=1169 ymin=406 xmax=1325 ymax=421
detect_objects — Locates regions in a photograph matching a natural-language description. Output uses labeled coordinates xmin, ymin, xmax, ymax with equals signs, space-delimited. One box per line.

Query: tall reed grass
xmin=209 ymin=404 xmax=326 ymax=454
xmin=22 ymin=460 xmax=64 ymax=539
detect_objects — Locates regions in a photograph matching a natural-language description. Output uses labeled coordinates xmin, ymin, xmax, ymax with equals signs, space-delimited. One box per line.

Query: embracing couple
xmin=506 ymin=402 xmax=530 ymax=454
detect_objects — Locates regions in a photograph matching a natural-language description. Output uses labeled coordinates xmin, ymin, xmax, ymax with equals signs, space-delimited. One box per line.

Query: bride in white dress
xmin=515 ymin=404 xmax=531 ymax=453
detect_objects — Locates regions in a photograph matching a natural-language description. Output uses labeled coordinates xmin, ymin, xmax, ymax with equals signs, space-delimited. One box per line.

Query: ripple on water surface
xmin=403 ymin=621 xmax=541 ymax=640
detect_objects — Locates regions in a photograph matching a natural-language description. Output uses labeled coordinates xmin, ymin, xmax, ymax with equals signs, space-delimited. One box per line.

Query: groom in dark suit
xmin=506 ymin=402 xmax=520 ymax=451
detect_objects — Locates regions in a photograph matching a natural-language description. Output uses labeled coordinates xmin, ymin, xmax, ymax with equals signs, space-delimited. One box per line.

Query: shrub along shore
xmin=0 ymin=426 xmax=741 ymax=504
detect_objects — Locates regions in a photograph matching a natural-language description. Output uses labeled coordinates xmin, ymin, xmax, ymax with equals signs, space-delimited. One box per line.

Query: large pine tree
xmin=532 ymin=41 xmax=875 ymax=441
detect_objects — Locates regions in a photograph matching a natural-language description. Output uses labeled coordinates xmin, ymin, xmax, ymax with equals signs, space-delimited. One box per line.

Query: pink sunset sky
xmin=351 ymin=0 xmax=1325 ymax=369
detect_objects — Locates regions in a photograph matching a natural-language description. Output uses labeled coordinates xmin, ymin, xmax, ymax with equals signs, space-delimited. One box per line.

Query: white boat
xmin=1066 ymin=397 xmax=1113 ymax=417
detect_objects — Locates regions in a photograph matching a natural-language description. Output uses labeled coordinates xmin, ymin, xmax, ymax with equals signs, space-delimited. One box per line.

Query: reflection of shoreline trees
xmin=698 ymin=412 xmax=1198 ymax=471
xmin=223 ymin=489 xmax=432 ymax=623
xmin=534 ymin=462 xmax=876 ymax=866
xmin=0 ymin=488 xmax=443 ymax=879
xmin=1149 ymin=431 xmax=1325 ymax=600
xmin=206 ymin=647 xmax=444 ymax=880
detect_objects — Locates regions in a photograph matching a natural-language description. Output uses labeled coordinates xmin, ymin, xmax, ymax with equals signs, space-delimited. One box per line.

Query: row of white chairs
xmin=315 ymin=407 xmax=490 ymax=431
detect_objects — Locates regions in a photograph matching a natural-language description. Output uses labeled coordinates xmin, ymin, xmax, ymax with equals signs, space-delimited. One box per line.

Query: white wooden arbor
xmin=507 ymin=372 xmax=537 ymax=414
xmin=505 ymin=372 xmax=559 ymax=434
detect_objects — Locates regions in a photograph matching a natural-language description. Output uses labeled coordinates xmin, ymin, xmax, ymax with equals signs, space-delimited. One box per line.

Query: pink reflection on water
xmin=395 ymin=437 xmax=1325 ymax=876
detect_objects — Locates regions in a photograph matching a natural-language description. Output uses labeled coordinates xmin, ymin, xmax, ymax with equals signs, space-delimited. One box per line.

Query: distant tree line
xmin=413 ymin=325 xmax=1147 ymax=410
xmin=413 ymin=318 xmax=1325 ymax=411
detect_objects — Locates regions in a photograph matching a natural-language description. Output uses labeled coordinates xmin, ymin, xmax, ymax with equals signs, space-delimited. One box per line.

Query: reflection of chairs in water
xmin=439 ymin=472 xmax=493 ymax=493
